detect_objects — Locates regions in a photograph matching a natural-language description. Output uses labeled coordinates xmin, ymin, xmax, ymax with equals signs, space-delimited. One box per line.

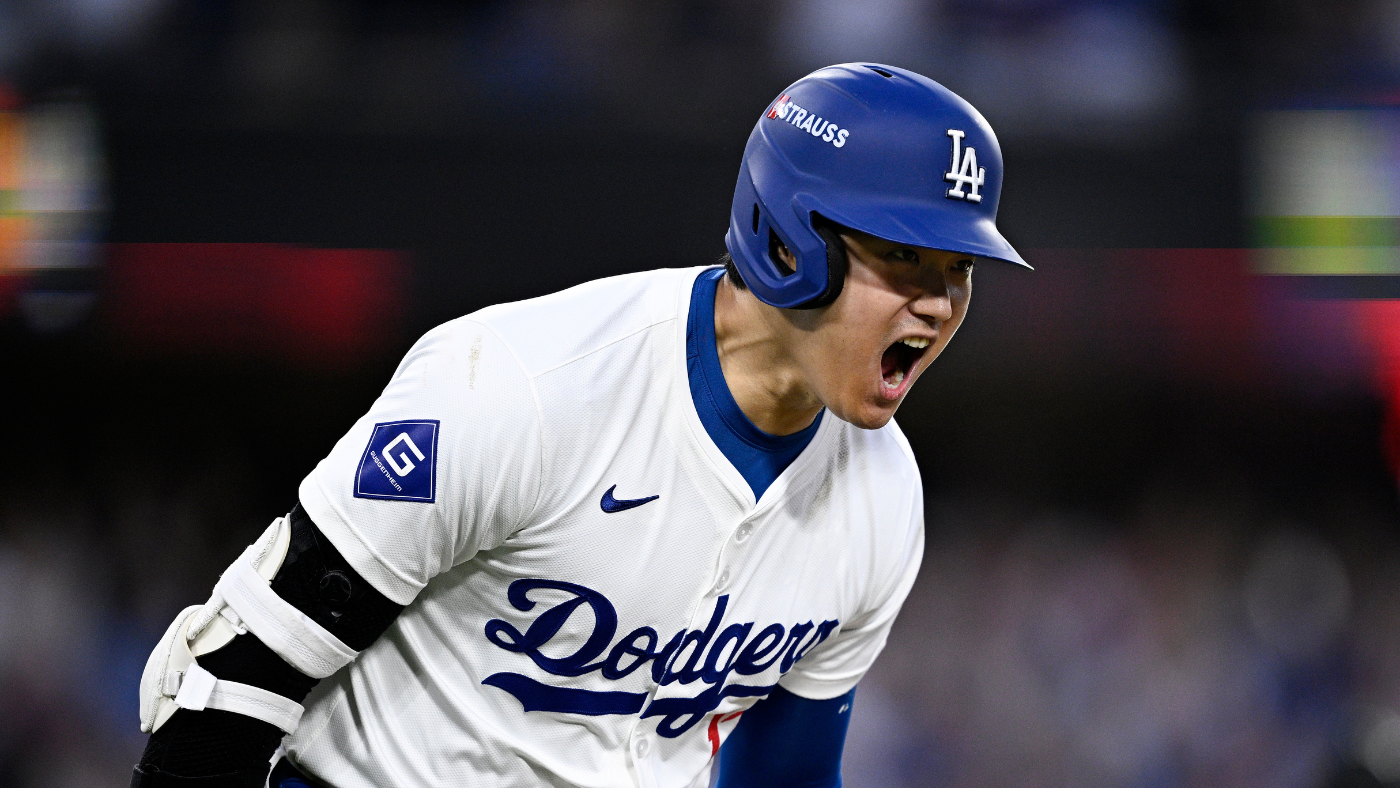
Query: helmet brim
xmin=795 ymin=192 xmax=1031 ymax=270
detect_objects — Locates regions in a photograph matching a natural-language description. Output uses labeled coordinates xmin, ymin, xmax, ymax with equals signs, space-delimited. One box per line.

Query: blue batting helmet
xmin=724 ymin=63 xmax=1028 ymax=309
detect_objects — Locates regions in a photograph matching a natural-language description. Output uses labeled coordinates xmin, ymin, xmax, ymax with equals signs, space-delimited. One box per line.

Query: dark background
xmin=3 ymin=0 xmax=1400 ymax=786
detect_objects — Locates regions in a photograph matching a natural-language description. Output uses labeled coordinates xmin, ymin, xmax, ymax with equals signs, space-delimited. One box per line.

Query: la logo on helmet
xmin=944 ymin=129 xmax=985 ymax=203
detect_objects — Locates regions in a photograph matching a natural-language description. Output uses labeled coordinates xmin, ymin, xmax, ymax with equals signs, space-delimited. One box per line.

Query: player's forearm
xmin=715 ymin=685 xmax=854 ymax=788
xmin=132 ymin=634 xmax=319 ymax=786
xmin=132 ymin=505 xmax=404 ymax=786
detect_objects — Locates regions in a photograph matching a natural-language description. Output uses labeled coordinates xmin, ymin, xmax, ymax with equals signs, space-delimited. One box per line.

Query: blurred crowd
xmin=0 ymin=0 xmax=1398 ymax=142
xmin=2 ymin=0 xmax=1400 ymax=786
xmin=3 ymin=438 xmax=1399 ymax=787
xmin=846 ymin=489 xmax=1400 ymax=788
xmin=0 ymin=447 xmax=268 ymax=785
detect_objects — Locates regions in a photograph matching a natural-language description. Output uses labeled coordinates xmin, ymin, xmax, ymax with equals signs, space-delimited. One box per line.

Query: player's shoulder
xmin=448 ymin=267 xmax=700 ymax=377
xmin=820 ymin=417 xmax=923 ymax=614
xmin=841 ymin=415 xmax=921 ymax=488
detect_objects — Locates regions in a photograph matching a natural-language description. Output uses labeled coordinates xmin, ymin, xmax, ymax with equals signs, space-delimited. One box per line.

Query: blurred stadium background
xmin=5 ymin=0 xmax=1400 ymax=786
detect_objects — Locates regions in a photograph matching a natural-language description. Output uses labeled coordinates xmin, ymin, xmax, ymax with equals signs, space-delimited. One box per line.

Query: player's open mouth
xmin=880 ymin=337 xmax=929 ymax=397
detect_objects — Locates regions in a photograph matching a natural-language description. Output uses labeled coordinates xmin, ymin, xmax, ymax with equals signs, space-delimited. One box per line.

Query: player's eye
xmin=952 ymin=258 xmax=975 ymax=274
xmin=888 ymin=248 xmax=919 ymax=264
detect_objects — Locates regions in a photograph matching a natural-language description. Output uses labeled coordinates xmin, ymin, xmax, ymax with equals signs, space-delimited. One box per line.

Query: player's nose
xmin=908 ymin=267 xmax=956 ymax=323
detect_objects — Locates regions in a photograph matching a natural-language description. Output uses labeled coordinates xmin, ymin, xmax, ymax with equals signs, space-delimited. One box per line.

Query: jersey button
xmin=634 ymin=737 xmax=651 ymax=758
xmin=715 ymin=569 xmax=731 ymax=591
xmin=735 ymin=523 xmax=752 ymax=543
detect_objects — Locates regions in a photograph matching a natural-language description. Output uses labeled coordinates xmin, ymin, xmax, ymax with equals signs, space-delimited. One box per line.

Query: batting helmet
xmin=725 ymin=63 xmax=1028 ymax=310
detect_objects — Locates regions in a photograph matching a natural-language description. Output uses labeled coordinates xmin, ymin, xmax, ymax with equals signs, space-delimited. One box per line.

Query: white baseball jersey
xmin=286 ymin=266 xmax=925 ymax=788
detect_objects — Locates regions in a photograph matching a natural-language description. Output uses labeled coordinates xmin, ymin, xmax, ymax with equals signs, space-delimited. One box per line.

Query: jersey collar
xmin=671 ymin=266 xmax=839 ymax=513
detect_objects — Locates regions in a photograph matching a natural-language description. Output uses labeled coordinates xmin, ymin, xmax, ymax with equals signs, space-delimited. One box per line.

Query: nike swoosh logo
xmin=600 ymin=485 xmax=660 ymax=513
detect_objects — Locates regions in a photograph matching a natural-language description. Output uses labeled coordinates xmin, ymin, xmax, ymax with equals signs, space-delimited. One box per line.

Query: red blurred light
xmin=104 ymin=243 xmax=410 ymax=369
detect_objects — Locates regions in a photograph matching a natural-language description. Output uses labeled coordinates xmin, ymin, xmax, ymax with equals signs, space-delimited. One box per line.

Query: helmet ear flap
xmin=791 ymin=220 xmax=847 ymax=310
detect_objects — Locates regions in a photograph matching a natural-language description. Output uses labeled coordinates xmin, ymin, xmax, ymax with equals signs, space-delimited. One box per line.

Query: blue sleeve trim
xmin=715 ymin=684 xmax=855 ymax=788
xmin=270 ymin=756 xmax=320 ymax=787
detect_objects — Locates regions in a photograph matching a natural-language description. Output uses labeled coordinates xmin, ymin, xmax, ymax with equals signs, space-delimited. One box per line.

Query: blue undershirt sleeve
xmin=715 ymin=685 xmax=856 ymax=788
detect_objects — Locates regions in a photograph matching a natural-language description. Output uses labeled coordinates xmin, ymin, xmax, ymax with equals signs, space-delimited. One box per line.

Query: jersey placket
xmin=630 ymin=502 xmax=763 ymax=787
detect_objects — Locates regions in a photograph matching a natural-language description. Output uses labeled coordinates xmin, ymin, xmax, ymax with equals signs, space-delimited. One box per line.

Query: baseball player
xmin=130 ymin=62 xmax=1027 ymax=788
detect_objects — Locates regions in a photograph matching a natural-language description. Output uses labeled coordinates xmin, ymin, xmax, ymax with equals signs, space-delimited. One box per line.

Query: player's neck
xmin=712 ymin=276 xmax=824 ymax=437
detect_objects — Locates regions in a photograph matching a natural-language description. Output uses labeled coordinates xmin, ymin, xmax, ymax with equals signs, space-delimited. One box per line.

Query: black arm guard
xmin=132 ymin=504 xmax=405 ymax=787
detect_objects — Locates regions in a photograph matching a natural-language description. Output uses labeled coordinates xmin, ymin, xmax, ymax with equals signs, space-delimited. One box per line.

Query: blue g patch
xmin=354 ymin=420 xmax=440 ymax=502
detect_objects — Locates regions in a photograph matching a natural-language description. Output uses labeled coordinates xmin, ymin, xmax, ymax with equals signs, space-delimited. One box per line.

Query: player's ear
xmin=769 ymin=230 xmax=798 ymax=276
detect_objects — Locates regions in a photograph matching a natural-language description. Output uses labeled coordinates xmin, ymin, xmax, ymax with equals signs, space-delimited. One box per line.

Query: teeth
xmin=883 ymin=369 xmax=905 ymax=388
xmin=899 ymin=337 xmax=930 ymax=349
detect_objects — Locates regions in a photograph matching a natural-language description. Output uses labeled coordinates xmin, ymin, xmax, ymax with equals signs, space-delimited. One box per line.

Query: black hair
xmin=718 ymin=252 xmax=748 ymax=290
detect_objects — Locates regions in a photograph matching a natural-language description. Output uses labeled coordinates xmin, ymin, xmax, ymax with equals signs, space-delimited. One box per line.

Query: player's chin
xmin=836 ymin=393 xmax=903 ymax=430
xmin=847 ymin=408 xmax=898 ymax=430
xmin=829 ymin=357 xmax=924 ymax=429
xmin=844 ymin=366 xmax=926 ymax=429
